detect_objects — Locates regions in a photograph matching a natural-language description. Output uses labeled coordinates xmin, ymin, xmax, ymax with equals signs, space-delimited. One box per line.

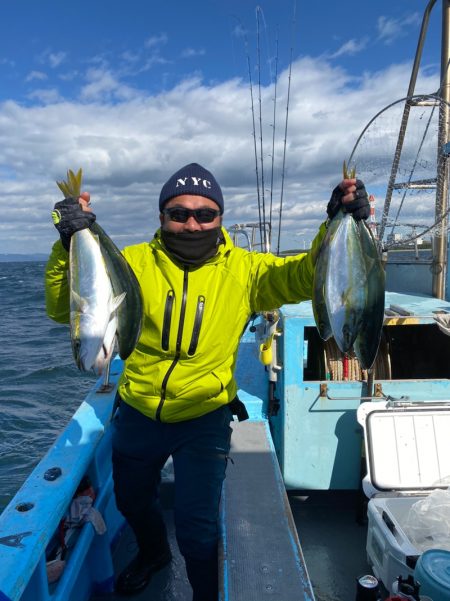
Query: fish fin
xmin=342 ymin=160 xmax=356 ymax=179
xmin=56 ymin=168 xmax=83 ymax=197
xmin=343 ymin=160 xmax=348 ymax=179
xmin=112 ymin=291 xmax=127 ymax=312
xmin=67 ymin=169 xmax=82 ymax=197
xmin=56 ymin=181 xmax=71 ymax=197
xmin=71 ymin=290 xmax=89 ymax=312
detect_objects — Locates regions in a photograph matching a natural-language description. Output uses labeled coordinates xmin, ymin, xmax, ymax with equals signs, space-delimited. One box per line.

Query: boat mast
xmin=378 ymin=0 xmax=450 ymax=299
xmin=378 ymin=0 xmax=437 ymax=248
xmin=433 ymin=0 xmax=450 ymax=298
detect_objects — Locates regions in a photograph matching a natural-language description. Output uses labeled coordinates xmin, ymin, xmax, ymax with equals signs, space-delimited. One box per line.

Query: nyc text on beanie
xmin=159 ymin=163 xmax=224 ymax=213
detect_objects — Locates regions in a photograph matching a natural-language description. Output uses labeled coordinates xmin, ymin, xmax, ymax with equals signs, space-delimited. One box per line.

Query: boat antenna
xmin=276 ymin=1 xmax=296 ymax=256
xmin=269 ymin=32 xmax=279 ymax=245
xmin=256 ymin=6 xmax=267 ymax=251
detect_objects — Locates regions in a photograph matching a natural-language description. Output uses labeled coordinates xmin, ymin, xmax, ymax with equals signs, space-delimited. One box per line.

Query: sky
xmin=0 ymin=0 xmax=444 ymax=254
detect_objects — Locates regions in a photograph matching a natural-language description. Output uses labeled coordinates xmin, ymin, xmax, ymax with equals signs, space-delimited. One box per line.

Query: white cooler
xmin=357 ymin=400 xmax=450 ymax=593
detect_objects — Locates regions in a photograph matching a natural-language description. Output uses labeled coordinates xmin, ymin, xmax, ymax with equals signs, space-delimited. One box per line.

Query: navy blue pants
xmin=112 ymin=402 xmax=233 ymax=601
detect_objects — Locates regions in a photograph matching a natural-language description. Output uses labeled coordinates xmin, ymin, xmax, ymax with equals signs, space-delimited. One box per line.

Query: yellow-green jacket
xmin=45 ymin=225 xmax=326 ymax=423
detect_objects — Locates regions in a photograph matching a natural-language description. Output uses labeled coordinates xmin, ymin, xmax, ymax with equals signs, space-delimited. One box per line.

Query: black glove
xmin=326 ymin=179 xmax=370 ymax=221
xmin=326 ymin=185 xmax=343 ymax=220
xmin=51 ymin=197 xmax=96 ymax=251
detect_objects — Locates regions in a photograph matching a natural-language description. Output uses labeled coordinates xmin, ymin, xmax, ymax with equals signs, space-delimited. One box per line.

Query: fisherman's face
xmin=160 ymin=195 xmax=222 ymax=233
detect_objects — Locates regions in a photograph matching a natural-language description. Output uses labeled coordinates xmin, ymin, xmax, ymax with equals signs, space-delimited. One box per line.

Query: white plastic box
xmin=357 ymin=401 xmax=450 ymax=593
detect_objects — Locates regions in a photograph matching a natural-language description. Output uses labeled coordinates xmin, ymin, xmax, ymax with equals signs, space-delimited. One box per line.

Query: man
xmin=45 ymin=163 xmax=369 ymax=600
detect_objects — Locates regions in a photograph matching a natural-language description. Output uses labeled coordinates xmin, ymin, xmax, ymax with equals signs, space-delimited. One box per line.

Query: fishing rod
xmin=269 ymin=33 xmax=279 ymax=247
xmin=243 ymin=28 xmax=264 ymax=251
xmin=256 ymin=6 xmax=267 ymax=251
xmin=276 ymin=1 xmax=296 ymax=256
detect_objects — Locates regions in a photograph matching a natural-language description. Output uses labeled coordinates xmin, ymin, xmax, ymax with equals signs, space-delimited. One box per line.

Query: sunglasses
xmin=163 ymin=207 xmax=221 ymax=224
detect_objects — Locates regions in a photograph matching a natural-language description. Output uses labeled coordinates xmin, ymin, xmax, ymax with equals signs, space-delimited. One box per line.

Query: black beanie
xmin=159 ymin=163 xmax=224 ymax=214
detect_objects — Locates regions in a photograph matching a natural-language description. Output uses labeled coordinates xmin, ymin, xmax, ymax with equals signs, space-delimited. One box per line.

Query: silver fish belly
xmin=325 ymin=212 xmax=368 ymax=353
xmin=69 ymin=229 xmax=123 ymax=374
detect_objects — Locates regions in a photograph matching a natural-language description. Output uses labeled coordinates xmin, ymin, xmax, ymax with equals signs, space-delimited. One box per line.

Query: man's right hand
xmin=327 ymin=179 xmax=370 ymax=221
xmin=52 ymin=192 xmax=95 ymax=251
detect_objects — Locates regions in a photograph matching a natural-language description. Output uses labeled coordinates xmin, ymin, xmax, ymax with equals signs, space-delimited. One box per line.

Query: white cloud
xmin=80 ymin=68 xmax=139 ymax=101
xmin=48 ymin=51 xmax=67 ymax=68
xmin=144 ymin=34 xmax=168 ymax=48
xmin=329 ymin=38 xmax=368 ymax=59
xmin=0 ymin=57 xmax=15 ymax=67
xmin=232 ymin=24 xmax=247 ymax=39
xmin=25 ymin=71 xmax=48 ymax=82
xmin=121 ymin=50 xmax=140 ymax=64
xmin=59 ymin=70 xmax=79 ymax=82
xmin=377 ymin=13 xmax=421 ymax=45
xmin=38 ymin=49 xmax=67 ymax=69
xmin=27 ymin=88 xmax=62 ymax=103
xmin=181 ymin=48 xmax=206 ymax=59
xmin=140 ymin=54 xmax=171 ymax=72
xmin=0 ymin=56 xmax=440 ymax=255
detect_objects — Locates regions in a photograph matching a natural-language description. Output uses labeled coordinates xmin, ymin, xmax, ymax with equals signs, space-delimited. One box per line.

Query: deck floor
xmin=290 ymin=490 xmax=372 ymax=601
xmin=91 ymin=489 xmax=372 ymax=601
xmin=90 ymin=505 xmax=192 ymax=601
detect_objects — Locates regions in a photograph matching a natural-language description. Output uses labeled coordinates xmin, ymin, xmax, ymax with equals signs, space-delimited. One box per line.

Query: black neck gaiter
xmin=161 ymin=228 xmax=223 ymax=266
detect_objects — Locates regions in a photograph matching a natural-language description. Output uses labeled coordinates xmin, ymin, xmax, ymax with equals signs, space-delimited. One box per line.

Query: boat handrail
xmin=0 ymin=357 xmax=124 ymax=601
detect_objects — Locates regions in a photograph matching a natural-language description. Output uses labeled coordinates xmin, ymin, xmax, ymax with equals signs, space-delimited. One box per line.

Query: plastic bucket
xmin=414 ymin=549 xmax=450 ymax=601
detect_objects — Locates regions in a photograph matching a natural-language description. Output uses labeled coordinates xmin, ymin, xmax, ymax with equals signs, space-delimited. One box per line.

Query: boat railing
xmin=0 ymin=358 xmax=125 ymax=601
xmin=227 ymin=222 xmax=271 ymax=252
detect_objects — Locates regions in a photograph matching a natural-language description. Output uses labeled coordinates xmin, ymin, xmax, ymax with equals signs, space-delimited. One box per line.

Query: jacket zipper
xmin=161 ymin=290 xmax=174 ymax=351
xmin=156 ymin=268 xmax=189 ymax=421
xmin=188 ymin=295 xmax=205 ymax=356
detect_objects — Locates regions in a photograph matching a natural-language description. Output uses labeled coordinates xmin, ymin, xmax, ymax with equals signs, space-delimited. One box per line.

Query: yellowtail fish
xmin=69 ymin=228 xmax=125 ymax=373
xmin=313 ymin=163 xmax=385 ymax=368
xmin=57 ymin=168 xmax=142 ymax=372
xmin=325 ymin=210 xmax=368 ymax=353
xmin=90 ymin=222 xmax=143 ymax=360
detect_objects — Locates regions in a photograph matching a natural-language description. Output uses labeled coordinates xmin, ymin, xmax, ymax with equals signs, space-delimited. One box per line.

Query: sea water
xmin=0 ymin=261 xmax=96 ymax=513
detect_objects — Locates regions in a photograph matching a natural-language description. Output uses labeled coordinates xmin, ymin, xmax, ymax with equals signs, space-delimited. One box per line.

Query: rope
xmin=322 ymin=334 xmax=391 ymax=382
